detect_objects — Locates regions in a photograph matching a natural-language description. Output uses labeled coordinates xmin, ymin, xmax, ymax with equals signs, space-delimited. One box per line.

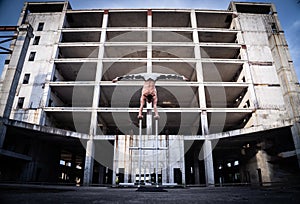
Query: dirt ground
xmin=0 ymin=183 xmax=300 ymax=204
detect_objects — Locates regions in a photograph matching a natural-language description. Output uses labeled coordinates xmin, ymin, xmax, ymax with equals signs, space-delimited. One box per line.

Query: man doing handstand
xmin=112 ymin=73 xmax=188 ymax=119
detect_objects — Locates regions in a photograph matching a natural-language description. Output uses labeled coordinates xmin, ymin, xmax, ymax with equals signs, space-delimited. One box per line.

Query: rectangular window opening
xmin=271 ymin=23 xmax=278 ymax=33
xmin=17 ymin=97 xmax=25 ymax=109
xmin=33 ymin=36 xmax=40 ymax=45
xmin=23 ymin=74 xmax=30 ymax=84
xmin=29 ymin=52 xmax=36 ymax=61
xmin=246 ymin=100 xmax=250 ymax=108
xmin=37 ymin=22 xmax=44 ymax=31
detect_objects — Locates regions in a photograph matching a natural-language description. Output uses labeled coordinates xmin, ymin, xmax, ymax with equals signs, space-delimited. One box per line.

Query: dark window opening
xmin=29 ymin=52 xmax=36 ymax=61
xmin=17 ymin=97 xmax=25 ymax=109
xmin=23 ymin=144 xmax=31 ymax=155
xmin=37 ymin=22 xmax=44 ymax=31
xmin=246 ymin=100 xmax=250 ymax=108
xmin=48 ymin=99 xmax=53 ymax=107
xmin=271 ymin=23 xmax=278 ymax=33
xmin=235 ymin=4 xmax=272 ymax=14
xmin=27 ymin=3 xmax=64 ymax=13
xmin=23 ymin=74 xmax=30 ymax=84
xmin=33 ymin=36 xmax=40 ymax=45
xmin=243 ymin=100 xmax=250 ymax=108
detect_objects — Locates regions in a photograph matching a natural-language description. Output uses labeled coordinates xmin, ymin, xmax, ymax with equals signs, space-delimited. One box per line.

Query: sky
xmin=0 ymin=0 xmax=299 ymax=80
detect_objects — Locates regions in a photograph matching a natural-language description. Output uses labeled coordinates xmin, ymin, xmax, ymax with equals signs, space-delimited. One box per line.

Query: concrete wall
xmin=238 ymin=13 xmax=290 ymax=128
xmin=9 ymin=12 xmax=63 ymax=125
xmin=19 ymin=139 xmax=60 ymax=182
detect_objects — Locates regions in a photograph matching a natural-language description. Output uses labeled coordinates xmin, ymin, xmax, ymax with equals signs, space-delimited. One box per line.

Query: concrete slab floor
xmin=0 ymin=184 xmax=300 ymax=204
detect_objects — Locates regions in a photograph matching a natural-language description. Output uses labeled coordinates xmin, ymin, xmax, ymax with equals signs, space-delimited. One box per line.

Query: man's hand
xmin=183 ymin=76 xmax=189 ymax=81
xmin=112 ymin=77 xmax=118 ymax=83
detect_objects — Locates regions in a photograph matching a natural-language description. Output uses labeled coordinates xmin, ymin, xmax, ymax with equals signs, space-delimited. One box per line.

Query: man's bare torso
xmin=142 ymin=80 xmax=156 ymax=97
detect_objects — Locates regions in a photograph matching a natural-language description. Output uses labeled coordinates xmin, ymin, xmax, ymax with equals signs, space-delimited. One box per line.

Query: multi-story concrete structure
xmin=0 ymin=1 xmax=299 ymax=186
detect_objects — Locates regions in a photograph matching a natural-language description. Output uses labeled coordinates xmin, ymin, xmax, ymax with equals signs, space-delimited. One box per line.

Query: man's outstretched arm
xmin=157 ymin=74 xmax=189 ymax=81
xmin=112 ymin=74 xmax=144 ymax=83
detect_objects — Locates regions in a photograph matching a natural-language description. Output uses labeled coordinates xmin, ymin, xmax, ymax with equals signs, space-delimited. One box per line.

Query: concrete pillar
xmin=0 ymin=24 xmax=33 ymax=148
xmin=0 ymin=119 xmax=7 ymax=149
xmin=267 ymin=13 xmax=300 ymax=168
xmin=70 ymin=153 xmax=76 ymax=183
xmin=83 ymin=139 xmax=95 ymax=186
xmin=112 ymin=135 xmax=119 ymax=185
xmin=98 ymin=165 xmax=105 ymax=184
xmin=191 ymin=9 xmax=215 ymax=186
xmin=147 ymin=9 xmax=152 ymax=74
xmin=179 ymin=135 xmax=186 ymax=185
xmin=193 ymin=151 xmax=200 ymax=184
xmin=203 ymin=140 xmax=215 ymax=186
xmin=291 ymin=124 xmax=300 ymax=168
xmin=82 ymin=10 xmax=108 ymax=186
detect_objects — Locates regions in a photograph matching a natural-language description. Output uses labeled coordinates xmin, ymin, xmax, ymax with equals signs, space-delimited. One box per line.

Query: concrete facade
xmin=0 ymin=1 xmax=299 ymax=186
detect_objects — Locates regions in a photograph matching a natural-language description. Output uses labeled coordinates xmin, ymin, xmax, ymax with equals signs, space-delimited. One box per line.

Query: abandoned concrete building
xmin=0 ymin=1 xmax=299 ymax=187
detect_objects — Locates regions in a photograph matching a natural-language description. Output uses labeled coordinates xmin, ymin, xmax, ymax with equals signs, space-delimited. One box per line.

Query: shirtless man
xmin=112 ymin=73 xmax=188 ymax=119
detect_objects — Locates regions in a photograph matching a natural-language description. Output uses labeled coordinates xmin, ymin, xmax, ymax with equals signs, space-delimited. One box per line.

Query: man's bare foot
xmin=154 ymin=115 xmax=160 ymax=119
xmin=138 ymin=115 xmax=143 ymax=119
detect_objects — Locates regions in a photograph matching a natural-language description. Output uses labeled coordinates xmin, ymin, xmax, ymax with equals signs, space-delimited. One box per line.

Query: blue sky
xmin=0 ymin=0 xmax=299 ymax=80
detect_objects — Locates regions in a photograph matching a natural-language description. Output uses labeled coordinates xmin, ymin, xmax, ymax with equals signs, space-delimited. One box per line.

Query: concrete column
xmin=39 ymin=1 xmax=68 ymax=125
xmin=83 ymin=139 xmax=95 ymax=185
xmin=0 ymin=120 xmax=7 ymax=149
xmin=147 ymin=9 xmax=152 ymax=74
xmin=269 ymin=15 xmax=300 ymax=167
xmin=112 ymin=135 xmax=119 ymax=185
xmin=98 ymin=165 xmax=105 ymax=184
xmin=193 ymin=151 xmax=200 ymax=184
xmin=179 ymin=135 xmax=186 ymax=185
xmin=82 ymin=11 xmax=108 ymax=186
xmin=291 ymin=124 xmax=300 ymax=168
xmin=191 ymin=10 xmax=215 ymax=186
xmin=0 ymin=24 xmax=33 ymax=148
xmin=203 ymin=140 xmax=215 ymax=186
xmin=201 ymin=113 xmax=215 ymax=186
xmin=70 ymin=153 xmax=76 ymax=183
xmin=165 ymin=134 xmax=170 ymax=183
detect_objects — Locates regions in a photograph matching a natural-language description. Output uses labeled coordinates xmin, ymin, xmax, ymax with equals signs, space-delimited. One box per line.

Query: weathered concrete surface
xmin=1 ymin=184 xmax=300 ymax=204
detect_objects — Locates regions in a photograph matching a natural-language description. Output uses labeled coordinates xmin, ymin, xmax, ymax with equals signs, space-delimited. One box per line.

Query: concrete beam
xmin=6 ymin=119 xmax=89 ymax=139
xmin=0 ymin=149 xmax=32 ymax=161
xmin=278 ymin=150 xmax=296 ymax=158
xmin=54 ymin=58 xmax=246 ymax=64
xmin=43 ymin=107 xmax=253 ymax=113
xmin=48 ymin=81 xmax=249 ymax=87
xmin=184 ymin=121 xmax=292 ymax=140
